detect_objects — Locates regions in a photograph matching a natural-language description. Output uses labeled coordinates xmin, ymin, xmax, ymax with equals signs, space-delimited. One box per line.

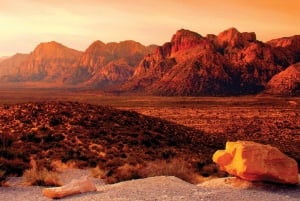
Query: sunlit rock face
xmin=0 ymin=41 xmax=82 ymax=83
xmin=265 ymin=63 xmax=300 ymax=96
xmin=213 ymin=141 xmax=299 ymax=185
xmin=122 ymin=28 xmax=299 ymax=96
xmin=0 ymin=40 xmax=156 ymax=87
xmin=75 ymin=40 xmax=156 ymax=87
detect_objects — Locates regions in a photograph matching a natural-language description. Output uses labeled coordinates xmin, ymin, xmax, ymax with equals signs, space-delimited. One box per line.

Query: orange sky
xmin=0 ymin=0 xmax=300 ymax=56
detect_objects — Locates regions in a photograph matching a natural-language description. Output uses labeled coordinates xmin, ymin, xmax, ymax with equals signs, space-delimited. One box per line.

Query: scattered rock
xmin=42 ymin=176 xmax=97 ymax=199
xmin=213 ymin=141 xmax=299 ymax=185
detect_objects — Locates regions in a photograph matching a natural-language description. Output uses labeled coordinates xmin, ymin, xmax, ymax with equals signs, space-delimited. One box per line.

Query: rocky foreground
xmin=1 ymin=174 xmax=299 ymax=201
xmin=0 ymin=101 xmax=299 ymax=184
xmin=0 ymin=101 xmax=223 ymax=183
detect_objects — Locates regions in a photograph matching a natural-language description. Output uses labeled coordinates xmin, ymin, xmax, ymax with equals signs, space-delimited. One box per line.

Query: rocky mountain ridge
xmin=0 ymin=28 xmax=299 ymax=95
xmin=121 ymin=28 xmax=300 ymax=95
xmin=0 ymin=40 xmax=155 ymax=87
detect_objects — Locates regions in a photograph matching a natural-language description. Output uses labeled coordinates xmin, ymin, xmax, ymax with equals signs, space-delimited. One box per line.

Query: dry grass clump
xmin=94 ymin=158 xmax=204 ymax=184
xmin=90 ymin=166 xmax=107 ymax=179
xmin=140 ymin=159 xmax=203 ymax=184
xmin=0 ymin=170 xmax=6 ymax=186
xmin=23 ymin=167 xmax=61 ymax=186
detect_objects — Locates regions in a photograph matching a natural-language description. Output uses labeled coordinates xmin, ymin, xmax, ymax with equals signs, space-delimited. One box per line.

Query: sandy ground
xmin=0 ymin=169 xmax=299 ymax=201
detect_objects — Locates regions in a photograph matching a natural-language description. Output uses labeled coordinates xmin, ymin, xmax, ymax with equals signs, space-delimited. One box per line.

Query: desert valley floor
xmin=0 ymin=88 xmax=299 ymax=165
xmin=0 ymin=88 xmax=299 ymax=200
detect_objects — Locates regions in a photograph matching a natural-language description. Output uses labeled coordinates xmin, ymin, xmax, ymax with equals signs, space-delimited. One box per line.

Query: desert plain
xmin=0 ymin=88 xmax=299 ymax=200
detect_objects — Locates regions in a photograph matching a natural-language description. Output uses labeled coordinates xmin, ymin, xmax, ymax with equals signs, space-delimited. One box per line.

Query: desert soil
xmin=1 ymin=171 xmax=299 ymax=201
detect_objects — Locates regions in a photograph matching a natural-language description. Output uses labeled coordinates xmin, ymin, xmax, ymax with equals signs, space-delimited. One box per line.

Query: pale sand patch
xmin=1 ymin=173 xmax=299 ymax=201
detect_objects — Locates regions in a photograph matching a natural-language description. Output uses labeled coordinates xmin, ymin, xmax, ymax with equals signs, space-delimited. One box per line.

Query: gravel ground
xmin=1 ymin=175 xmax=299 ymax=201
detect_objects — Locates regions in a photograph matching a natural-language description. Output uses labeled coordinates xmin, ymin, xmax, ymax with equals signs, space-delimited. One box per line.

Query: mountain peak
xmin=31 ymin=41 xmax=81 ymax=59
xmin=217 ymin=27 xmax=256 ymax=49
xmin=170 ymin=29 xmax=204 ymax=53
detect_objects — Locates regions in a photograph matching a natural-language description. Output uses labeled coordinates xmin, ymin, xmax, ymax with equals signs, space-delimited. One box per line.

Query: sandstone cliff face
xmin=265 ymin=63 xmax=300 ymax=96
xmin=0 ymin=53 xmax=29 ymax=81
xmin=121 ymin=28 xmax=298 ymax=96
xmin=267 ymin=35 xmax=300 ymax=65
xmin=0 ymin=40 xmax=156 ymax=87
xmin=76 ymin=40 xmax=156 ymax=87
xmin=1 ymin=28 xmax=300 ymax=95
xmin=0 ymin=41 xmax=82 ymax=82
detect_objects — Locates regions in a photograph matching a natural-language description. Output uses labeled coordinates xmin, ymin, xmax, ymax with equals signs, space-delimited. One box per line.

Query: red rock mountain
xmin=265 ymin=63 xmax=300 ymax=96
xmin=0 ymin=41 xmax=82 ymax=83
xmin=0 ymin=28 xmax=299 ymax=95
xmin=0 ymin=53 xmax=29 ymax=81
xmin=120 ymin=28 xmax=299 ymax=95
xmin=73 ymin=40 xmax=156 ymax=87
xmin=0 ymin=40 xmax=155 ymax=86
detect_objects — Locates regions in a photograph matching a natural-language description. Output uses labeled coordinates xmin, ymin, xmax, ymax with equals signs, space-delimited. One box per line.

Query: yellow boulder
xmin=213 ymin=141 xmax=299 ymax=184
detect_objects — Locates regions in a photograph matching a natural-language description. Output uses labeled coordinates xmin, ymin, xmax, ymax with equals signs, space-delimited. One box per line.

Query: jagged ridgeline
xmin=0 ymin=28 xmax=300 ymax=95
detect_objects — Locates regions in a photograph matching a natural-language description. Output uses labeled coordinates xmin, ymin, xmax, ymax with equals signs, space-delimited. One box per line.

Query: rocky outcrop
xmin=267 ymin=35 xmax=300 ymax=62
xmin=213 ymin=141 xmax=299 ymax=185
xmin=216 ymin=27 xmax=256 ymax=50
xmin=0 ymin=40 xmax=156 ymax=87
xmin=121 ymin=28 xmax=294 ymax=95
xmin=265 ymin=63 xmax=300 ymax=96
xmin=0 ymin=41 xmax=82 ymax=82
xmin=0 ymin=53 xmax=29 ymax=81
xmin=76 ymin=40 xmax=156 ymax=87
xmin=43 ymin=176 xmax=97 ymax=199
xmin=84 ymin=59 xmax=134 ymax=87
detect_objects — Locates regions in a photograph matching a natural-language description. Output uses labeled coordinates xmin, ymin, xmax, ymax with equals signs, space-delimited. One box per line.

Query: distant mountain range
xmin=0 ymin=28 xmax=299 ymax=96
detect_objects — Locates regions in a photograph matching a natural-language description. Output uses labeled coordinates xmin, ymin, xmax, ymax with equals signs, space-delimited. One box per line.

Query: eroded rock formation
xmin=265 ymin=63 xmax=300 ymax=96
xmin=121 ymin=28 xmax=299 ymax=96
xmin=213 ymin=141 xmax=299 ymax=185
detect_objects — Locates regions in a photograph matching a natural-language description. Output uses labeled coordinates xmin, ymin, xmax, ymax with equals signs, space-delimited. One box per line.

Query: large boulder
xmin=42 ymin=176 xmax=97 ymax=199
xmin=213 ymin=141 xmax=299 ymax=184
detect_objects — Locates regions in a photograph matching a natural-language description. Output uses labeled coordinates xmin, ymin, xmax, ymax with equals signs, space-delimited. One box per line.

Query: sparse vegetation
xmin=23 ymin=167 xmax=61 ymax=187
xmin=140 ymin=159 xmax=202 ymax=184
xmin=0 ymin=93 xmax=299 ymax=185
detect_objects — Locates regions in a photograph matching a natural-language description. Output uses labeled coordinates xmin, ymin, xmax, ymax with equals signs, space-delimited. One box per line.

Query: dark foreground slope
xmin=0 ymin=101 xmax=222 ymax=183
xmin=0 ymin=101 xmax=299 ymax=184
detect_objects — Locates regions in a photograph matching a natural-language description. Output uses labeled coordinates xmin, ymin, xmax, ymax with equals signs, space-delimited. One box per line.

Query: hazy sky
xmin=1 ymin=0 xmax=300 ymax=56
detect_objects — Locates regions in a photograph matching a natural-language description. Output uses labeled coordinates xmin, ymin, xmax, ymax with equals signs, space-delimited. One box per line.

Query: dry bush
xmin=23 ymin=168 xmax=61 ymax=186
xmin=105 ymin=163 xmax=142 ymax=184
xmin=0 ymin=170 xmax=6 ymax=186
xmin=140 ymin=159 xmax=203 ymax=184
xmin=90 ymin=166 xmax=107 ymax=179
xmin=100 ymin=158 xmax=204 ymax=184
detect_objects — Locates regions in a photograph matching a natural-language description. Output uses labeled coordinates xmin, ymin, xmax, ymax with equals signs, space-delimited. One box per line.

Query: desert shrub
xmin=0 ymin=158 xmax=30 ymax=176
xmin=0 ymin=158 xmax=30 ymax=186
xmin=0 ymin=170 xmax=6 ymax=185
xmin=0 ymin=133 xmax=13 ymax=151
xmin=49 ymin=116 xmax=62 ymax=126
xmin=23 ymin=167 xmax=61 ymax=186
xmin=100 ymin=158 xmax=203 ymax=184
xmin=139 ymin=159 xmax=202 ymax=184
xmin=103 ymin=163 xmax=142 ymax=184
xmin=21 ymin=132 xmax=41 ymax=143
xmin=90 ymin=166 xmax=107 ymax=179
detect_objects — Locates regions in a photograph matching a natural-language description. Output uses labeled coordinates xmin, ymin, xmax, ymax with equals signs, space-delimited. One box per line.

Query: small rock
xmin=42 ymin=176 xmax=97 ymax=199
